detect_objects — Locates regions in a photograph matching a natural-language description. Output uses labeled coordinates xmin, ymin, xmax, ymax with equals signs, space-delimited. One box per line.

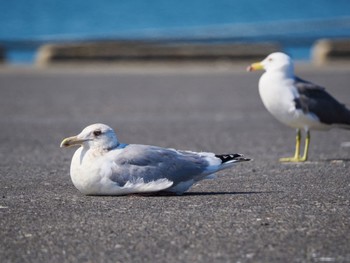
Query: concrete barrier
xmin=312 ymin=39 xmax=350 ymax=66
xmin=36 ymin=41 xmax=280 ymax=65
xmin=0 ymin=45 xmax=5 ymax=63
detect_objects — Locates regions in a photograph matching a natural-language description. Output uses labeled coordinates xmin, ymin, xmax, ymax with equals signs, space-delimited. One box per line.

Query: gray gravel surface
xmin=0 ymin=66 xmax=349 ymax=263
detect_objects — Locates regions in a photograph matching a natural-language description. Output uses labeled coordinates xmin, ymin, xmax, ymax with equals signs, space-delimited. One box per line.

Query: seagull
xmin=60 ymin=123 xmax=250 ymax=195
xmin=247 ymin=52 xmax=350 ymax=162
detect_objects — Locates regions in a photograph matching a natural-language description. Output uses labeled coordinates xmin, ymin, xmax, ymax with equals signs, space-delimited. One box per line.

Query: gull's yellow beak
xmin=246 ymin=62 xmax=264 ymax=72
xmin=60 ymin=136 xmax=86 ymax=148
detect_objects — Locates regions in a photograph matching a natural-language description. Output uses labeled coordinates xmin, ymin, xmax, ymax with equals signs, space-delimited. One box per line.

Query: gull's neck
xmin=265 ymin=67 xmax=294 ymax=79
xmin=83 ymin=141 xmax=120 ymax=154
xmin=106 ymin=143 xmax=120 ymax=151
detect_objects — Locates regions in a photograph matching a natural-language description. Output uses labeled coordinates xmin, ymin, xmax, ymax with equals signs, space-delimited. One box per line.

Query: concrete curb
xmin=36 ymin=41 xmax=280 ymax=66
xmin=312 ymin=38 xmax=350 ymax=66
xmin=0 ymin=45 xmax=5 ymax=63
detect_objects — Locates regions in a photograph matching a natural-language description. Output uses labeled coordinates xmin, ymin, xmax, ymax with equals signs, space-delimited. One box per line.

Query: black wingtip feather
xmin=215 ymin=154 xmax=251 ymax=163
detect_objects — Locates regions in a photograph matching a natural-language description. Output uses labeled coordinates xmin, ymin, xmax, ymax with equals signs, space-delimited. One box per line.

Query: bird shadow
xmin=136 ymin=190 xmax=277 ymax=197
xmin=321 ymin=158 xmax=350 ymax=163
xmin=280 ymin=158 xmax=350 ymax=164
xmin=319 ymin=158 xmax=350 ymax=163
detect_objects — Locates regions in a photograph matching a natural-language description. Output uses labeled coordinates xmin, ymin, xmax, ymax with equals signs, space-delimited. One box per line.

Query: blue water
xmin=1 ymin=0 xmax=350 ymax=63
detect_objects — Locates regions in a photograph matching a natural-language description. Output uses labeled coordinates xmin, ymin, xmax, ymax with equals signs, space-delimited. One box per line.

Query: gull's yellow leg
xmin=279 ymin=129 xmax=302 ymax=162
xmin=300 ymin=130 xmax=310 ymax=162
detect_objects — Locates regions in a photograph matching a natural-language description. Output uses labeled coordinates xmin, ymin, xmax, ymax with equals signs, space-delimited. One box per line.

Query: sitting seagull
xmin=247 ymin=52 xmax=350 ymax=162
xmin=60 ymin=123 xmax=250 ymax=195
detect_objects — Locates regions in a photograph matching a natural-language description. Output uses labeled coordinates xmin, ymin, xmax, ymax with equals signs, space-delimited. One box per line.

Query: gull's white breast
xmin=259 ymin=73 xmax=323 ymax=129
xmin=70 ymin=147 xmax=106 ymax=194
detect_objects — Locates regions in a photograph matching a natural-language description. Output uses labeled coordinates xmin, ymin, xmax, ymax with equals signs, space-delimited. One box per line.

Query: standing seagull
xmin=60 ymin=123 xmax=250 ymax=195
xmin=247 ymin=52 xmax=350 ymax=162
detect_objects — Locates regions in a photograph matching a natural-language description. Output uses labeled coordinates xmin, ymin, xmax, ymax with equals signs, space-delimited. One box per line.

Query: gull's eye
xmin=93 ymin=130 xmax=102 ymax=137
xmin=268 ymin=58 xmax=273 ymax=61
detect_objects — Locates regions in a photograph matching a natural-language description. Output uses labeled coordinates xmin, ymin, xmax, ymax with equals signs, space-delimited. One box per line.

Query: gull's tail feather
xmin=215 ymin=153 xmax=251 ymax=164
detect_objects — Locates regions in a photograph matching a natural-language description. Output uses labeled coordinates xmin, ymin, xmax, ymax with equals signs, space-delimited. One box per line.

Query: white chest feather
xmin=259 ymin=73 xmax=304 ymax=127
xmin=70 ymin=147 xmax=105 ymax=194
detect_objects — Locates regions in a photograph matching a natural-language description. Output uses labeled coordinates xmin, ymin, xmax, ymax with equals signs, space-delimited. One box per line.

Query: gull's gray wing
xmin=294 ymin=77 xmax=350 ymax=125
xmin=108 ymin=145 xmax=213 ymax=187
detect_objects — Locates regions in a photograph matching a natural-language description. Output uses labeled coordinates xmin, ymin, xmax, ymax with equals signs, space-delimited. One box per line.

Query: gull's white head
xmin=247 ymin=52 xmax=294 ymax=75
xmin=60 ymin=123 xmax=119 ymax=150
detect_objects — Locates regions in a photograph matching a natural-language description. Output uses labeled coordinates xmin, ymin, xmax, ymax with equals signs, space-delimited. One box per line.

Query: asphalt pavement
xmin=0 ymin=64 xmax=349 ymax=263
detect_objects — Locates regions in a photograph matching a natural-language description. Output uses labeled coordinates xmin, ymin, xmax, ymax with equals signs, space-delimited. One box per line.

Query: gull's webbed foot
xmin=279 ymin=156 xmax=307 ymax=162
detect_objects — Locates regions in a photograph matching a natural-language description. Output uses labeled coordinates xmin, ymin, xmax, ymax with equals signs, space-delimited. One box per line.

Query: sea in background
xmin=1 ymin=0 xmax=350 ymax=64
